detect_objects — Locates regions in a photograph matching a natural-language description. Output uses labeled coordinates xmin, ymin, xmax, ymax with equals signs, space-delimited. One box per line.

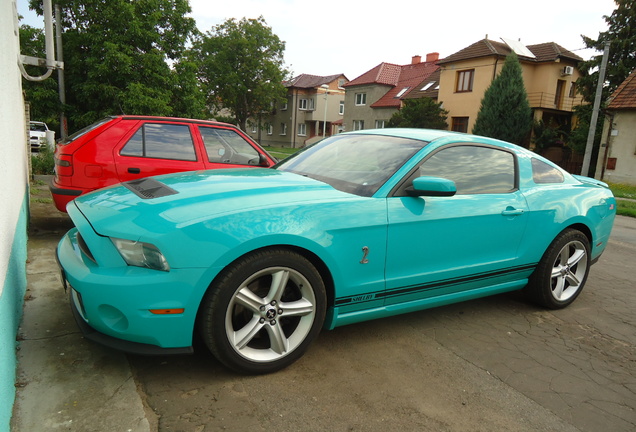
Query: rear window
xmin=532 ymin=158 xmax=564 ymax=184
xmin=61 ymin=118 xmax=111 ymax=145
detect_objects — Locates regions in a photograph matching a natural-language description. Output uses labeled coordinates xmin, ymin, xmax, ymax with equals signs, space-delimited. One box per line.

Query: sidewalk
xmin=11 ymin=178 xmax=151 ymax=431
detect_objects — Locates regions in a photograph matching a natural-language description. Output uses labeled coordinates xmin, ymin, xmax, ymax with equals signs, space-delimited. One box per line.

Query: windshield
xmin=276 ymin=134 xmax=427 ymax=196
xmin=30 ymin=123 xmax=47 ymax=132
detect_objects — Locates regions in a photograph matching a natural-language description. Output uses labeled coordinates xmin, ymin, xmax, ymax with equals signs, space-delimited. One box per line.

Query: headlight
xmin=111 ymin=238 xmax=170 ymax=271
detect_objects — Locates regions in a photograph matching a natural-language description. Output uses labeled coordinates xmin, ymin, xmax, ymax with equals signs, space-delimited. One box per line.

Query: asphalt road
xmin=12 ymin=181 xmax=636 ymax=432
xmin=127 ymin=218 xmax=636 ymax=432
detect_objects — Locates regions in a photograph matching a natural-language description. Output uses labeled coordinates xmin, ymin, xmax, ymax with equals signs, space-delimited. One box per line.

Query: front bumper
xmin=66 ymin=282 xmax=193 ymax=356
xmin=56 ymin=210 xmax=212 ymax=354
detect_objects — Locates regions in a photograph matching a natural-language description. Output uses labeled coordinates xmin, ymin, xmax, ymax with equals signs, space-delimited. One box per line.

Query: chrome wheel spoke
xmin=265 ymin=321 xmax=289 ymax=355
xmin=267 ymin=269 xmax=290 ymax=303
xmin=233 ymin=316 xmax=264 ymax=350
xmin=281 ymin=298 xmax=315 ymax=317
xmin=234 ymin=286 xmax=266 ymax=313
xmin=552 ymin=277 xmax=566 ymax=299
xmin=568 ymin=248 xmax=585 ymax=267
xmin=565 ymin=271 xmax=581 ymax=287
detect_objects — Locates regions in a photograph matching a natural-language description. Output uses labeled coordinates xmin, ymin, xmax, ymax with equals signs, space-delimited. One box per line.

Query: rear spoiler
xmin=573 ymin=175 xmax=610 ymax=188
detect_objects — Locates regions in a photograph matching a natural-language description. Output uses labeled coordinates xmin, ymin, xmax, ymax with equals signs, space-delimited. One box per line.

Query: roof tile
xmin=438 ymin=39 xmax=583 ymax=64
xmin=285 ymin=73 xmax=345 ymax=89
xmin=608 ymin=69 xmax=636 ymax=110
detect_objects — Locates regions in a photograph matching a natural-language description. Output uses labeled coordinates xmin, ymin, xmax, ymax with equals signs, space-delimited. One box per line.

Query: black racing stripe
xmin=334 ymin=263 xmax=537 ymax=307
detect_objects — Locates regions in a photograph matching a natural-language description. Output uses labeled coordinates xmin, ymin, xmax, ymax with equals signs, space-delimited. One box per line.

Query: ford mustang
xmin=56 ymin=129 xmax=616 ymax=374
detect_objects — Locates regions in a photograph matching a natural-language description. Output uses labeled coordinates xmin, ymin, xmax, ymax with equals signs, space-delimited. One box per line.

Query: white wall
xmin=597 ymin=110 xmax=636 ymax=185
xmin=0 ymin=1 xmax=30 ymax=430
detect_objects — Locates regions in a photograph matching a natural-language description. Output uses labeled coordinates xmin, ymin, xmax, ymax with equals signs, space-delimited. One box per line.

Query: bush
xmin=31 ymin=146 xmax=55 ymax=175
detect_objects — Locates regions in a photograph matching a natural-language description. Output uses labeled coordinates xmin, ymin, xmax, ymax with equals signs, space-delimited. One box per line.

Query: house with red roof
xmin=342 ymin=53 xmax=440 ymax=131
xmin=595 ymin=69 xmax=636 ymax=185
xmin=246 ymin=73 xmax=348 ymax=148
xmin=437 ymin=38 xmax=585 ymax=145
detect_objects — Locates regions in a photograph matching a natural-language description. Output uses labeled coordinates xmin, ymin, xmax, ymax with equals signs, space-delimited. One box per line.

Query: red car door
xmin=196 ymin=125 xmax=274 ymax=169
xmin=114 ymin=121 xmax=205 ymax=183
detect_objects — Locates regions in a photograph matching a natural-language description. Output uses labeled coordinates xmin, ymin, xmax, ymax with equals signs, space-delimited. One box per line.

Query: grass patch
xmin=608 ymin=183 xmax=636 ymax=218
xmin=264 ymin=146 xmax=302 ymax=161
xmin=616 ymin=199 xmax=636 ymax=218
xmin=32 ymin=198 xmax=53 ymax=204
xmin=608 ymin=182 xmax=636 ymax=200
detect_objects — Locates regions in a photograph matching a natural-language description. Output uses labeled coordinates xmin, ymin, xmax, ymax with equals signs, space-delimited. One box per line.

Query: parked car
xmin=49 ymin=115 xmax=277 ymax=212
xmin=29 ymin=121 xmax=51 ymax=151
xmin=56 ymin=129 xmax=616 ymax=374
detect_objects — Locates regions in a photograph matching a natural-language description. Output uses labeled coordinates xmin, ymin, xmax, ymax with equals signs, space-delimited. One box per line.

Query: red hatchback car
xmin=49 ymin=116 xmax=277 ymax=212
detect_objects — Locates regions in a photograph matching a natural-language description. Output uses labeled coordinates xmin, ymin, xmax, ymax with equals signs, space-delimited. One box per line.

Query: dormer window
xmin=395 ymin=87 xmax=410 ymax=98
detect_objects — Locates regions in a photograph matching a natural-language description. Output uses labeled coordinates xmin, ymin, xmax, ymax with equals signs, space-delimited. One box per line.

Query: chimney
xmin=411 ymin=55 xmax=422 ymax=64
xmin=426 ymin=52 xmax=440 ymax=62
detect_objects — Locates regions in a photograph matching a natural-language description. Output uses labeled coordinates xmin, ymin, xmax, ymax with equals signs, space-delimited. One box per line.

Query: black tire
xmin=198 ymin=248 xmax=326 ymax=374
xmin=526 ymin=229 xmax=591 ymax=309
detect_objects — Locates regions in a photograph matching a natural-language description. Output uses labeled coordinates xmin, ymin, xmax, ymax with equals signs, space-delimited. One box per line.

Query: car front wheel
xmin=527 ymin=229 xmax=591 ymax=309
xmin=198 ymin=249 xmax=326 ymax=374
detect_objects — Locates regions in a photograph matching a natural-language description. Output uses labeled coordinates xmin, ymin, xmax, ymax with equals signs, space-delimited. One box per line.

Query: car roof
xmin=341 ymin=128 xmax=472 ymax=143
xmin=111 ymin=115 xmax=235 ymax=128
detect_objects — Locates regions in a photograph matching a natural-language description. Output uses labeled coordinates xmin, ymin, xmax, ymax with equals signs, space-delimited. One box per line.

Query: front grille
xmin=77 ymin=232 xmax=96 ymax=263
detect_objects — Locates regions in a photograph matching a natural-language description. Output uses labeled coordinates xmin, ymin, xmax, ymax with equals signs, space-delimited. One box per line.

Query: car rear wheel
xmin=198 ymin=249 xmax=326 ymax=374
xmin=527 ymin=229 xmax=590 ymax=309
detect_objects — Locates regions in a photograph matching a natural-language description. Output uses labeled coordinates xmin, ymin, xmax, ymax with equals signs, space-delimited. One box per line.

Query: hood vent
xmin=123 ymin=178 xmax=178 ymax=199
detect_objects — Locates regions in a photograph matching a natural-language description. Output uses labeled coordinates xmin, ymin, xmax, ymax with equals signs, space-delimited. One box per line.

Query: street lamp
xmin=321 ymin=84 xmax=329 ymax=138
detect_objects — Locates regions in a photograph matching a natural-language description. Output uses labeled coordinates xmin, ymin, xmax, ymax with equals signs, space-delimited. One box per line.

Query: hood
xmin=73 ymin=168 xmax=353 ymax=235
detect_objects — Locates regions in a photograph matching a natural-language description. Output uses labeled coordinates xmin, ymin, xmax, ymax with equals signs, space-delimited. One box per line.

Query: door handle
xmin=128 ymin=167 xmax=141 ymax=174
xmin=501 ymin=207 xmax=524 ymax=216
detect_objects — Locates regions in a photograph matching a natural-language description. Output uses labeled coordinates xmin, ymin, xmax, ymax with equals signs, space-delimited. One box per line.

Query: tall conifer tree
xmin=472 ymin=52 xmax=532 ymax=146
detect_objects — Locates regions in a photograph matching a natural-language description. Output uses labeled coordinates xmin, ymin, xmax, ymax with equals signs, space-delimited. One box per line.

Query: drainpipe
xmin=600 ymin=112 xmax=614 ymax=181
xmin=292 ymin=89 xmax=297 ymax=148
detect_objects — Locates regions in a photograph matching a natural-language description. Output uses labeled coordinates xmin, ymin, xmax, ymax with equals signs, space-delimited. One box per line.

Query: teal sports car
xmin=56 ymin=129 xmax=616 ymax=373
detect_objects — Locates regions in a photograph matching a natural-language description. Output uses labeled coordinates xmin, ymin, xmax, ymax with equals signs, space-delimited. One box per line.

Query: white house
xmin=595 ymin=69 xmax=636 ymax=185
xmin=0 ymin=1 xmax=30 ymax=430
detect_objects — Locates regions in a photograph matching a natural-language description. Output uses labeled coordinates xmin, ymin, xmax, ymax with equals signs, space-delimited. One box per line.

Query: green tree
xmin=578 ymin=0 xmax=636 ymax=102
xmin=195 ymin=16 xmax=289 ymax=131
xmin=27 ymin=0 xmax=200 ymax=132
xmin=472 ymin=52 xmax=532 ymax=145
xmin=387 ymin=98 xmax=448 ymax=129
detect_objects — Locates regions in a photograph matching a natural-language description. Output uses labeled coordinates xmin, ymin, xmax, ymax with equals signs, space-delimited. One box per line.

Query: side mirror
xmin=406 ymin=176 xmax=456 ymax=197
xmin=259 ymin=153 xmax=273 ymax=167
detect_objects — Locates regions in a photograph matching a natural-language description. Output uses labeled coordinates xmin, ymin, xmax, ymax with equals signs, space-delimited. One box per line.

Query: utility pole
xmin=581 ymin=41 xmax=610 ymax=176
xmin=55 ymin=4 xmax=67 ymax=139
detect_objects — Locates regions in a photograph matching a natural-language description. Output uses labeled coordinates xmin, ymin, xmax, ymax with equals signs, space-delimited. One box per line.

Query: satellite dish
xmin=501 ymin=37 xmax=536 ymax=58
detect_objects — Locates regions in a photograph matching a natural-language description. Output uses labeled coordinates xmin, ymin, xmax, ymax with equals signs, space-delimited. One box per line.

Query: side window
xmin=415 ymin=145 xmax=516 ymax=194
xmin=121 ymin=123 xmax=196 ymax=161
xmin=199 ymin=127 xmax=261 ymax=165
xmin=532 ymin=158 xmax=564 ymax=184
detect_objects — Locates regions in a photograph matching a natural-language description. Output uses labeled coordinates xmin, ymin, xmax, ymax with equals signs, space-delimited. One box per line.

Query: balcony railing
xmin=527 ymin=92 xmax=585 ymax=112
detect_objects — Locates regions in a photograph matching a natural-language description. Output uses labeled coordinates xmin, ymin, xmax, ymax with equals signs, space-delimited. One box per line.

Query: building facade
xmin=1 ymin=1 xmax=30 ymax=430
xmin=437 ymin=39 xmax=584 ymax=137
xmin=246 ymin=74 xmax=348 ymax=148
xmin=343 ymin=53 xmax=440 ymax=132
xmin=595 ymin=69 xmax=636 ymax=185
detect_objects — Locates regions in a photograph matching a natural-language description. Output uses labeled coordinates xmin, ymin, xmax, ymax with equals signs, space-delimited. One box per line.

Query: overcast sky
xmin=19 ymin=0 xmax=617 ymax=80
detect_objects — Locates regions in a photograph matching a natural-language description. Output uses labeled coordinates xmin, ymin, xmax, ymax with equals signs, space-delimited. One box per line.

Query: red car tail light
xmin=55 ymin=154 xmax=74 ymax=176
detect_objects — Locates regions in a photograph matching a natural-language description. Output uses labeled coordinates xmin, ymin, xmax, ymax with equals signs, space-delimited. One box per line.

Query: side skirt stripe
xmin=334 ymin=263 xmax=537 ymax=306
